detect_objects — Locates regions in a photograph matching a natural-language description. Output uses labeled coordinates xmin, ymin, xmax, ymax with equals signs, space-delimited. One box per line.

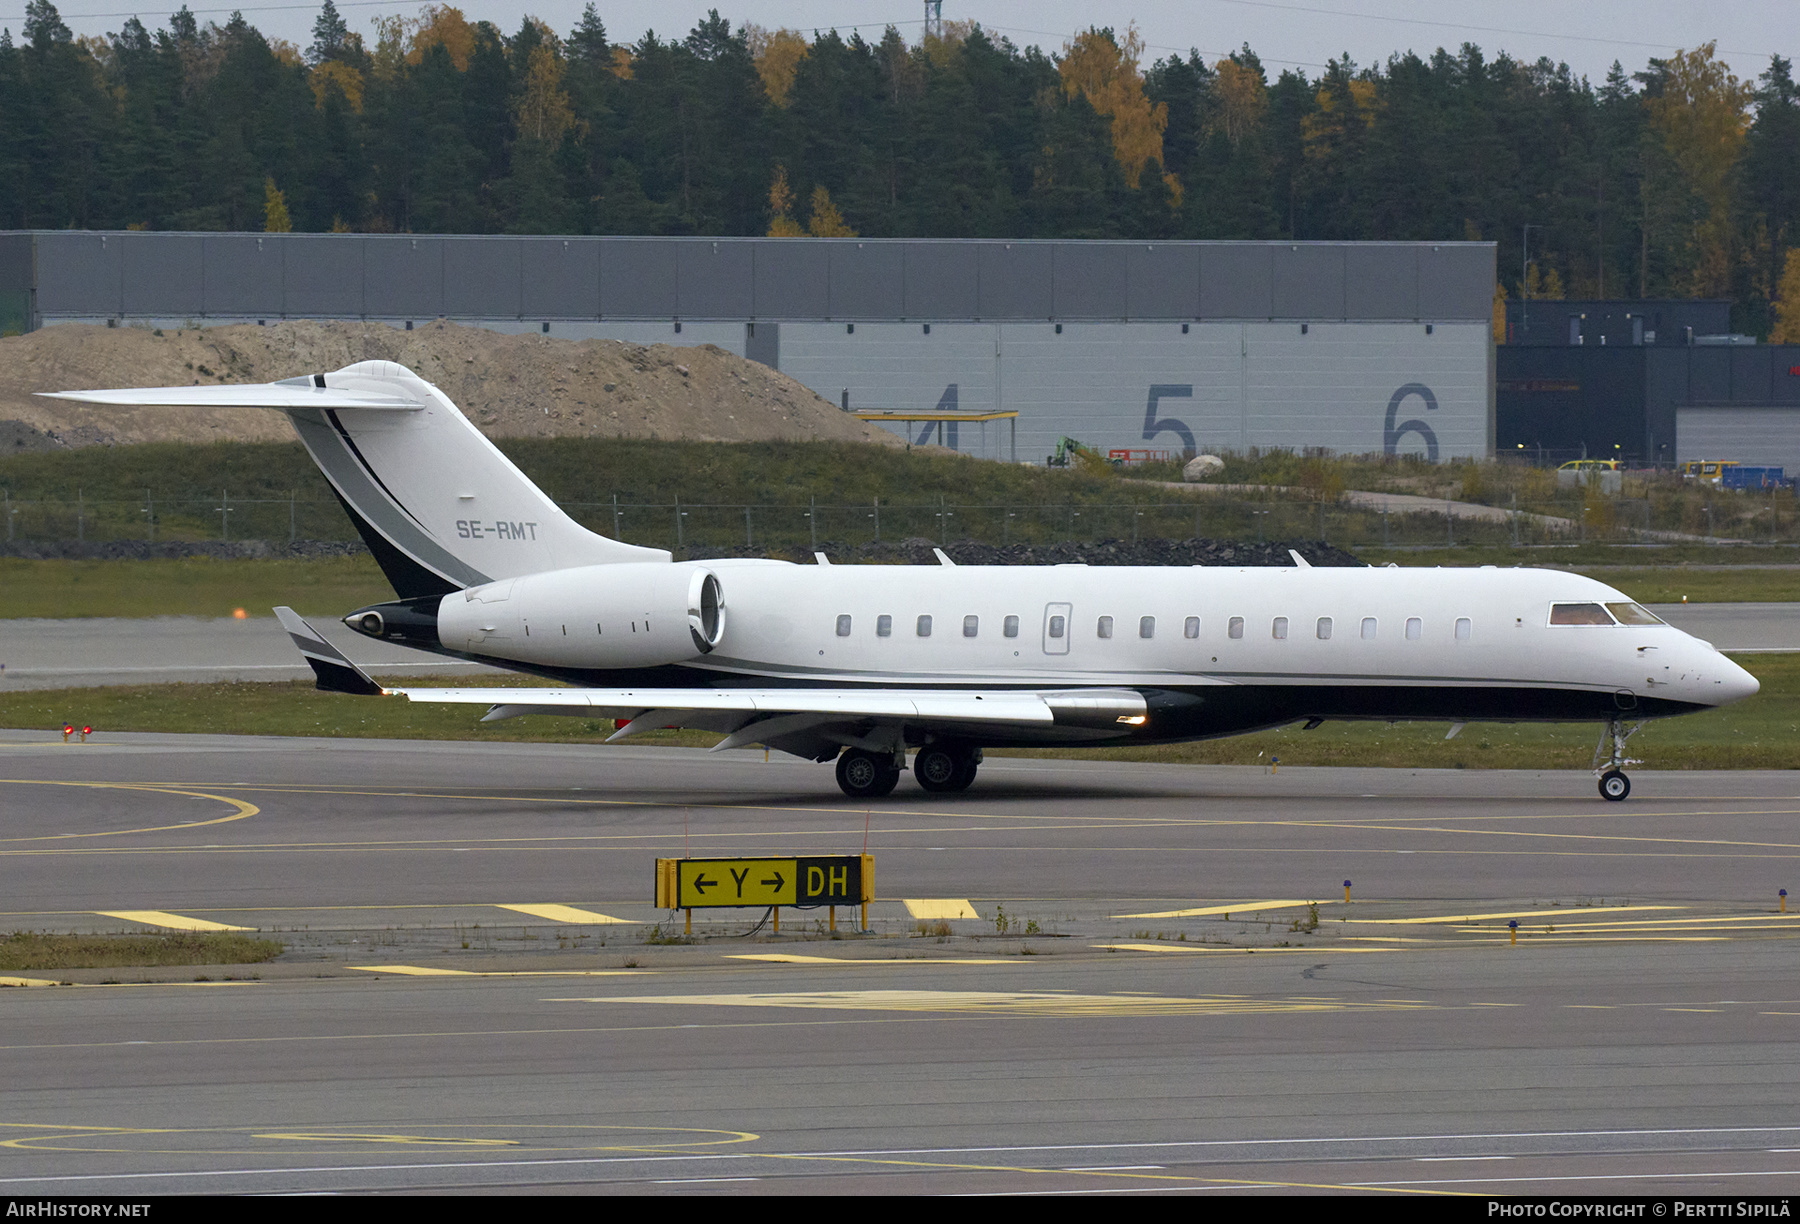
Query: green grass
xmin=0 ymin=931 xmax=283 ymax=971
xmin=7 ymin=655 xmax=1797 ymax=770
xmin=0 ymin=556 xmax=393 ymax=618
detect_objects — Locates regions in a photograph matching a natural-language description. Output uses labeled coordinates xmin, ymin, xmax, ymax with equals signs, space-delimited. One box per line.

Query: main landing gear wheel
xmin=1593 ymin=717 xmax=1642 ymax=802
xmin=914 ymin=744 xmax=980 ymax=793
xmin=836 ymin=749 xmax=901 ymax=799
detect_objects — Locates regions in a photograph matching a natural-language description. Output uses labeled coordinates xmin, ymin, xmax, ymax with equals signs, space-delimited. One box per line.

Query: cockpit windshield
xmin=1549 ymin=602 xmax=1614 ymax=625
xmin=1549 ymin=602 xmax=1664 ymax=626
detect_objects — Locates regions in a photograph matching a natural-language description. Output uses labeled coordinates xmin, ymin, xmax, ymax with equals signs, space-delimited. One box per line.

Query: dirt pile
xmin=0 ymin=320 xmax=903 ymax=450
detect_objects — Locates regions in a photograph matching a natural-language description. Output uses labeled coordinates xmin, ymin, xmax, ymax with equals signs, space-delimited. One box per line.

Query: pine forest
xmin=5 ymin=1 xmax=1800 ymax=338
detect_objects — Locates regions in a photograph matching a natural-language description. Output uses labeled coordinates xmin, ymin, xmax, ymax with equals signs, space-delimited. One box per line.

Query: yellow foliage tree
xmin=746 ymin=25 xmax=807 ymax=107
xmin=1303 ymin=73 xmax=1379 ymax=161
xmin=263 ymin=178 xmax=292 ymax=233
xmin=1211 ymin=58 xmax=1266 ymax=146
xmin=921 ymin=19 xmax=976 ymax=68
xmin=608 ymin=45 xmax=633 ymax=80
xmin=1492 ymin=282 xmax=1507 ymax=345
xmin=1523 ymin=261 xmax=1565 ymax=301
xmin=309 ymin=59 xmax=365 ymax=111
xmin=806 ymin=186 xmax=857 ymax=238
xmin=1058 ymin=25 xmax=1166 ymax=188
xmin=766 ymin=167 xmax=804 ymax=236
xmin=1644 ymin=43 xmax=1753 ymax=297
xmin=408 ymin=4 xmax=475 ymax=70
xmin=515 ymin=41 xmax=578 ymax=144
xmin=1772 ymin=249 xmax=1800 ymax=343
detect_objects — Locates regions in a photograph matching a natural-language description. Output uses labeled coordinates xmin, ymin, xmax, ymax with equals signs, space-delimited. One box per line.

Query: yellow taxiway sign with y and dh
xmin=656 ymin=855 xmax=873 ymax=910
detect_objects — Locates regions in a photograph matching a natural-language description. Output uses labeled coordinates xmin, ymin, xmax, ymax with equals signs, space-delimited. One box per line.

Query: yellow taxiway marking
xmin=1119 ymin=900 xmax=1332 ymax=919
xmin=95 ymin=910 xmax=252 ymax=932
xmin=1342 ymin=905 xmax=1683 ymax=925
xmin=496 ymin=903 xmax=630 ymax=925
xmin=903 ymin=899 xmax=981 ymax=920
xmin=255 ymin=1131 xmax=518 ymax=1147
xmin=0 ymin=780 xmax=258 ymax=841
xmin=1095 ymin=943 xmax=1398 ymax=955
xmin=0 ymin=976 xmax=59 ymax=988
xmin=726 ymin=954 xmax=1016 ymax=965
xmin=573 ymin=989 xmax=1434 ymax=1018
xmin=349 ymin=965 xmax=650 ymax=978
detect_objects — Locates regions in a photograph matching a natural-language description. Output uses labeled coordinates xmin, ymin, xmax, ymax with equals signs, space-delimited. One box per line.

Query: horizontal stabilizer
xmin=38 ymin=383 xmax=421 ymax=411
xmin=273 ymin=606 xmax=384 ymax=696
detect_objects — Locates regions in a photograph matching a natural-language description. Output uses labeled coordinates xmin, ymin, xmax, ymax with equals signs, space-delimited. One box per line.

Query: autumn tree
xmin=1058 ymin=25 xmax=1167 ymax=189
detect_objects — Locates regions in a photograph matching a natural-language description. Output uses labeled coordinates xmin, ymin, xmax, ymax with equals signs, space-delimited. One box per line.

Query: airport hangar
xmin=0 ymin=231 xmax=1496 ymax=464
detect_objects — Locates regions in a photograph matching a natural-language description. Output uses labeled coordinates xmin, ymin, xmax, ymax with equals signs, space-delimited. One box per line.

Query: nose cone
xmin=1715 ymin=656 xmax=1760 ymax=706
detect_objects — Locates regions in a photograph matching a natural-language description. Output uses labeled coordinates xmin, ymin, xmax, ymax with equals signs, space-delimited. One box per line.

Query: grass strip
xmin=0 ymin=931 xmax=283 ymax=971
xmin=5 ymin=655 xmax=1797 ymax=770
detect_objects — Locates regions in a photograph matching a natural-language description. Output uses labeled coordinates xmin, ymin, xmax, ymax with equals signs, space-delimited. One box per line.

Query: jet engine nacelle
xmin=436 ymin=562 xmax=725 ymax=668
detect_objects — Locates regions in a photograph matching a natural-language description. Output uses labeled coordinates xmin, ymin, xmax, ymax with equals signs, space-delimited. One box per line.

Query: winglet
xmin=273 ymin=606 xmax=384 ymax=696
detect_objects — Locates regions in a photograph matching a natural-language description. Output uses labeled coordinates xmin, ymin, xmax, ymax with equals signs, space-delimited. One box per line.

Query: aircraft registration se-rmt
xmin=45 ymin=361 xmax=1758 ymax=802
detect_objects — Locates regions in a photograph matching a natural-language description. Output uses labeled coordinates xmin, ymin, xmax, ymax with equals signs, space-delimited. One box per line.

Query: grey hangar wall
xmin=0 ymin=232 xmax=1497 ymax=463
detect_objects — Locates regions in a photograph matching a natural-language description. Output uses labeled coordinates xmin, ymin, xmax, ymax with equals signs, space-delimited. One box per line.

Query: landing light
xmin=1117 ymin=715 xmax=1147 ymax=725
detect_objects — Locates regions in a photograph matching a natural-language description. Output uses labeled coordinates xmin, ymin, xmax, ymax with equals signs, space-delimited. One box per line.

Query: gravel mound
xmin=0 ymin=320 xmax=901 ymax=449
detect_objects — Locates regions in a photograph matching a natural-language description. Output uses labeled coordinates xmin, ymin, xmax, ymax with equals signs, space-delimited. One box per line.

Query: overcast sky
xmin=13 ymin=0 xmax=1796 ymax=88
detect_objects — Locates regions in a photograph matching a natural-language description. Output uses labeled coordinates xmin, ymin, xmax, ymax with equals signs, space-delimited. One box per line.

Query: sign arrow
xmin=761 ymin=872 xmax=786 ymax=891
xmin=691 ymin=874 xmax=715 ymax=894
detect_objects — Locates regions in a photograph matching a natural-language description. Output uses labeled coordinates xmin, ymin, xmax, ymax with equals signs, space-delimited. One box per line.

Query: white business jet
xmin=45 ymin=360 xmax=1759 ymax=801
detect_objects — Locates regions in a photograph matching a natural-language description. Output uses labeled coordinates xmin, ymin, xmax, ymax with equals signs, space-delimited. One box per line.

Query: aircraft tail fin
xmin=44 ymin=362 xmax=669 ymax=600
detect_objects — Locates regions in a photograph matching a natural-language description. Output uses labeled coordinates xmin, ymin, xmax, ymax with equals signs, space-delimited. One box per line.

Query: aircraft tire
xmin=837 ymin=749 xmax=899 ymax=799
xmin=1598 ymin=769 xmax=1631 ymax=802
xmin=913 ymin=745 xmax=966 ymax=793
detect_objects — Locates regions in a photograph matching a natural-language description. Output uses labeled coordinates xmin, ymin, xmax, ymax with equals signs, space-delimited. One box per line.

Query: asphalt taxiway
xmin=1 ymin=731 xmax=1799 ymax=1194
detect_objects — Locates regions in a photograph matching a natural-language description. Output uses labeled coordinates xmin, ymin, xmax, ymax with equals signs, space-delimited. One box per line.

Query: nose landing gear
xmin=1594 ymin=718 xmax=1642 ymax=802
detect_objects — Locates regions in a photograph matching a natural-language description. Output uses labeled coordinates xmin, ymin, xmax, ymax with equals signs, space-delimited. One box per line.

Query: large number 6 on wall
xmin=1144 ymin=384 xmax=1196 ymax=455
xmin=1384 ymin=383 xmax=1439 ymax=461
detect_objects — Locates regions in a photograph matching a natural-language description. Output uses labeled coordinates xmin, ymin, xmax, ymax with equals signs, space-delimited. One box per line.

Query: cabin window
xmin=1607 ymin=602 xmax=1663 ymax=626
xmin=1405 ymin=617 xmax=1421 ymax=640
xmin=1361 ymin=617 xmax=1377 ymax=640
xmin=1316 ymin=617 xmax=1332 ymax=640
xmin=1550 ymin=603 xmax=1613 ymax=626
xmin=1184 ymin=616 xmax=1200 ymax=639
xmin=1228 ymin=616 xmax=1244 ymax=639
xmin=1048 ymin=615 xmax=1066 ymax=639
xmin=877 ymin=614 xmax=892 ymax=637
xmin=835 ymin=615 xmax=852 ymax=637
xmin=1272 ymin=617 xmax=1288 ymax=640
xmin=1139 ymin=616 xmax=1156 ymax=639
xmin=1097 ymin=616 xmax=1114 ymax=639
xmin=1455 ymin=617 xmax=1472 ymax=641
xmin=917 ymin=615 xmax=932 ymax=637
xmin=963 ymin=615 xmax=979 ymax=638
xmin=1004 ymin=615 xmax=1020 ymax=638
